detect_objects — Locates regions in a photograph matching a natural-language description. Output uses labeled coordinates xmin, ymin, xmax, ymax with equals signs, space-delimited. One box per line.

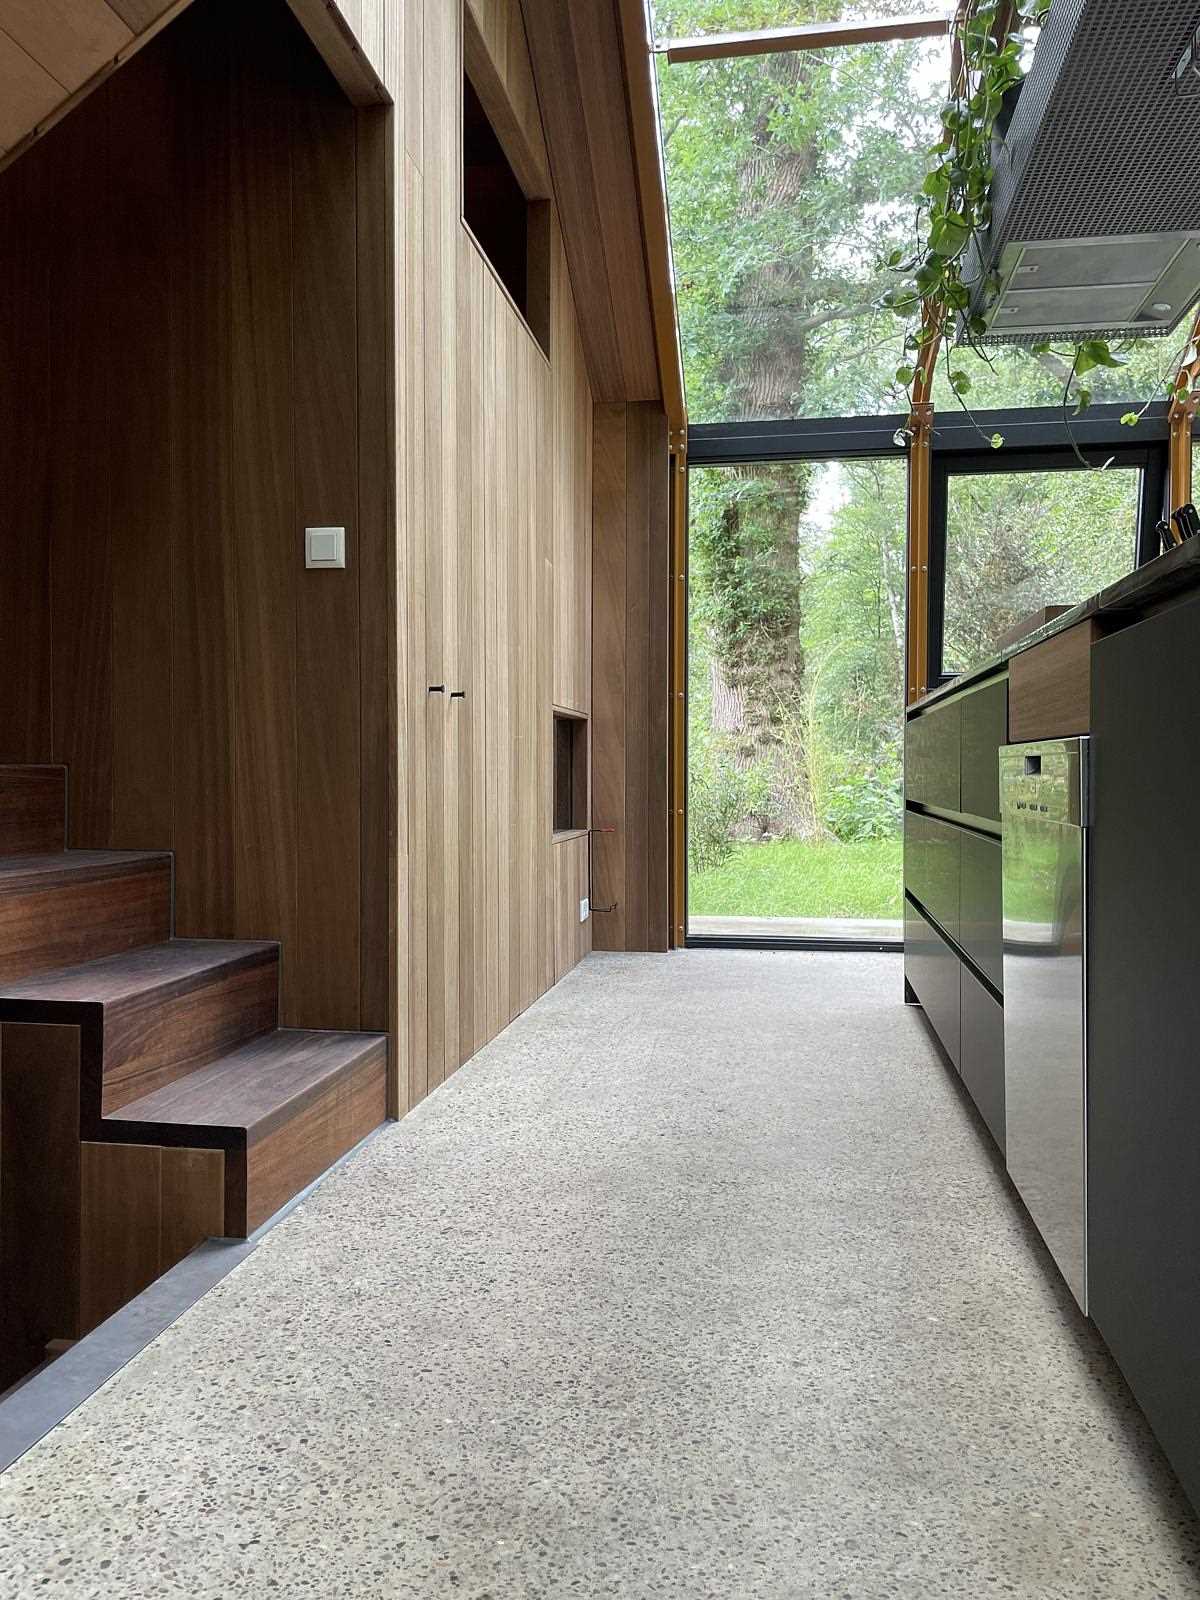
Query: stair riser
xmin=101 ymin=955 xmax=279 ymax=1116
xmin=0 ymin=768 xmax=67 ymax=856
xmin=0 ymin=864 xmax=172 ymax=984
xmin=231 ymin=1046 xmax=387 ymax=1236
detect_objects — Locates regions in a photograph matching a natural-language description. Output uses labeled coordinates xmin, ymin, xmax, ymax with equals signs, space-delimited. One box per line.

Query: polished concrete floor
xmin=1 ymin=951 xmax=1198 ymax=1598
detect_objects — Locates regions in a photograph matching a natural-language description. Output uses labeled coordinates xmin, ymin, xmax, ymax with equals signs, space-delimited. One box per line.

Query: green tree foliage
xmin=661 ymin=1 xmax=940 ymax=850
xmin=664 ymin=4 xmax=1164 ymax=911
xmin=941 ymin=466 xmax=1141 ymax=674
xmin=656 ymin=0 xmax=942 ymax=423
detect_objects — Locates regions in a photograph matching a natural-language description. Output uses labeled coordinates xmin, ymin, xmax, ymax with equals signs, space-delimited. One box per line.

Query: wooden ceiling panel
xmin=104 ymin=0 xmax=175 ymax=28
xmin=0 ymin=1 xmax=133 ymax=93
xmin=0 ymin=0 xmax=183 ymax=169
xmin=521 ymin=0 xmax=661 ymax=404
xmin=0 ymin=30 xmax=63 ymax=151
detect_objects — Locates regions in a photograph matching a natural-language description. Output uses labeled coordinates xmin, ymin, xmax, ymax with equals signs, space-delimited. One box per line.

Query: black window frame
xmin=683 ymin=431 xmax=912 ymax=952
xmin=928 ymin=415 xmax=1169 ymax=686
xmin=682 ymin=401 xmax=1170 ymax=951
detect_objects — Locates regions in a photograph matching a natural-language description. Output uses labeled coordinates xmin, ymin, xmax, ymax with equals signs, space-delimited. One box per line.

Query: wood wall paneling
xmin=228 ymin=8 xmax=297 ymax=991
xmin=644 ymin=403 xmax=671 ymax=943
xmin=591 ymin=401 xmax=670 ymax=952
xmin=400 ymin=0 xmax=594 ymax=1102
xmin=158 ymin=1145 xmax=226 ymax=1263
xmin=519 ymin=0 xmax=660 ymax=403
xmin=110 ymin=50 xmax=173 ymax=851
xmin=0 ymin=1023 xmax=81 ymax=1388
xmin=170 ymin=13 xmax=235 ymax=934
xmin=284 ymin=0 xmax=390 ymax=104
xmin=404 ymin=147 xmax=429 ymax=1113
xmin=592 ymin=404 xmax=628 ymax=949
xmin=356 ymin=106 xmax=397 ymax=1043
xmin=463 ymin=0 xmax=548 ymax=198
xmin=0 ymin=0 xmax=601 ymax=1126
xmin=0 ymin=0 xmax=393 ymax=1055
xmin=79 ymin=1138 xmax=224 ymax=1333
xmin=293 ymin=47 xmax=363 ymax=1031
xmin=0 ymin=154 xmax=51 ymax=762
xmin=49 ymin=95 xmax=115 ymax=849
xmin=79 ymin=1139 xmax=164 ymax=1330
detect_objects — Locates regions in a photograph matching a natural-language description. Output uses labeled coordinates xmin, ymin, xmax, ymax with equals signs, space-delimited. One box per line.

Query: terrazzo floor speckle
xmin=1 ymin=951 xmax=1198 ymax=1598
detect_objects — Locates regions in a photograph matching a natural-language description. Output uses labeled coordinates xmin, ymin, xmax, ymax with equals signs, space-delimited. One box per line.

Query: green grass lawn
xmin=689 ymin=837 xmax=903 ymax=920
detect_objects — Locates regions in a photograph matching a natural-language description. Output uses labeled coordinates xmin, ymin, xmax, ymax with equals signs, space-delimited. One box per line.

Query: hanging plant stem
xmin=878 ymin=0 xmax=1164 ymax=450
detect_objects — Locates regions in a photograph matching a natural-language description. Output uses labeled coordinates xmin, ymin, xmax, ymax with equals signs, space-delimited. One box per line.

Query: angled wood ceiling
xmin=0 ymin=0 xmax=183 ymax=162
xmin=520 ymin=0 xmax=662 ymax=405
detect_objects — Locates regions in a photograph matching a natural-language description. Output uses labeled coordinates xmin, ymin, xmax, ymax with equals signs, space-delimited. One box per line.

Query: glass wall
xmin=655 ymin=11 xmax=947 ymax=423
xmin=687 ymin=457 xmax=906 ymax=941
xmin=940 ymin=465 xmax=1143 ymax=676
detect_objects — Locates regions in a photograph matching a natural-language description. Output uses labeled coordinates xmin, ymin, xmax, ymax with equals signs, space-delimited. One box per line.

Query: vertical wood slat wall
xmin=400 ymin=0 xmax=594 ymax=1112
xmin=0 ymin=2 xmax=392 ymax=1038
xmin=591 ymin=402 xmax=671 ymax=953
xmin=0 ymin=0 xmax=598 ymax=1114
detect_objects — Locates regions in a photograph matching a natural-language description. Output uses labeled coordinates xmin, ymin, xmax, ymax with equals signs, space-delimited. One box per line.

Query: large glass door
xmin=686 ymin=456 xmax=907 ymax=944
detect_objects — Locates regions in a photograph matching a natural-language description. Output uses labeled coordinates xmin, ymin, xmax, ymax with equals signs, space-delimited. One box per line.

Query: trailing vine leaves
xmin=879 ymin=0 xmax=1158 ymax=453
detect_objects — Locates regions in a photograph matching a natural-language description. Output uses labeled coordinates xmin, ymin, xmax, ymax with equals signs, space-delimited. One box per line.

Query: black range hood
xmin=967 ymin=0 xmax=1200 ymax=345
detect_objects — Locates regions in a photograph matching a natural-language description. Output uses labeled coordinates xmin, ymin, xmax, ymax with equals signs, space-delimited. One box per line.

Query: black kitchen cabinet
xmin=905 ymin=699 xmax=960 ymax=812
xmin=1089 ymin=595 xmax=1200 ymax=1511
xmin=959 ymin=830 xmax=1003 ymax=992
xmin=959 ymin=964 xmax=1005 ymax=1154
xmin=905 ymin=898 xmax=960 ymax=1069
xmin=960 ymin=678 xmax=1008 ymax=824
xmin=904 ymin=810 xmax=961 ymax=943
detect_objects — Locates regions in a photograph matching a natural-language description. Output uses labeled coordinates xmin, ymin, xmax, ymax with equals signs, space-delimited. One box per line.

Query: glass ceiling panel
xmin=650 ymin=1 xmax=952 ymax=41
xmin=656 ymin=5 xmax=1181 ymax=427
xmin=926 ymin=329 xmax=1187 ymax=418
xmin=656 ymin=5 xmax=952 ymax=423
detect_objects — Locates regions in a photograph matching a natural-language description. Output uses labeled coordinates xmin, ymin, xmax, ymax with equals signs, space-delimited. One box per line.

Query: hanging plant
xmin=878 ymin=0 xmax=1187 ymax=452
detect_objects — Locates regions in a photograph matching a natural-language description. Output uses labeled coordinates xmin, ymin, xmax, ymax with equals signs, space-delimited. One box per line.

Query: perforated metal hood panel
xmin=971 ymin=0 xmax=1200 ymax=343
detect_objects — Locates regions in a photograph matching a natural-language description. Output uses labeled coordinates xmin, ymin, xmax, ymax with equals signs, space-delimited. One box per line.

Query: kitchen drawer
xmin=904 ymin=810 xmax=961 ymax=941
xmin=960 ymin=965 xmax=1005 ymax=1154
xmin=959 ymin=830 xmax=1003 ymax=992
xmin=905 ymin=699 xmax=960 ymax=811
xmin=960 ymin=678 xmax=1007 ymax=824
xmin=1009 ymin=620 xmax=1099 ymax=742
xmin=905 ymin=898 xmax=961 ymax=1070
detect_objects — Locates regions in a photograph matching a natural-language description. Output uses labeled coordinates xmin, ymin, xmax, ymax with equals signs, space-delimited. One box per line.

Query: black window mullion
xmin=928 ymin=442 xmax=1165 ymax=683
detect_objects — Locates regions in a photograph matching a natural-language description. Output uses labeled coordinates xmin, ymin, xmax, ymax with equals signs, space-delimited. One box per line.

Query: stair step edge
xmin=0 ymin=849 xmax=173 ymax=888
xmin=102 ymin=1029 xmax=388 ymax=1145
xmin=0 ymin=938 xmax=279 ymax=1008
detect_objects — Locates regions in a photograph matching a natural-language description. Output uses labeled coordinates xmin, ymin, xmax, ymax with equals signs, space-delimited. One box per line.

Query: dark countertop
xmin=908 ymin=537 xmax=1200 ymax=715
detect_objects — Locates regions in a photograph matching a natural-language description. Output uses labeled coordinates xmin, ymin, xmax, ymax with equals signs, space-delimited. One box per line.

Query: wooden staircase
xmin=0 ymin=765 xmax=387 ymax=1384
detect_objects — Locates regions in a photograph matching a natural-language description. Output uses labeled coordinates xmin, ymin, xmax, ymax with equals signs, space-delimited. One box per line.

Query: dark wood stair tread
xmin=0 ymin=938 xmax=277 ymax=1007
xmin=105 ymin=1028 xmax=387 ymax=1143
xmin=0 ymin=850 xmax=173 ymax=888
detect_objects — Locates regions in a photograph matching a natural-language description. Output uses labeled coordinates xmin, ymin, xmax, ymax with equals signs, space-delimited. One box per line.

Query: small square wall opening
xmin=553 ymin=713 xmax=588 ymax=835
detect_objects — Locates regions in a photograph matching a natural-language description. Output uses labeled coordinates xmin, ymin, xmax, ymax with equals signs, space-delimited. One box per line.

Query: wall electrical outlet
xmin=579 ymin=897 xmax=590 ymax=923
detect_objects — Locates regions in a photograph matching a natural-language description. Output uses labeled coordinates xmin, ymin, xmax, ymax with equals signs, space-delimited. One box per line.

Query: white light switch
xmin=305 ymin=526 xmax=346 ymax=569
xmin=580 ymin=897 xmax=590 ymax=923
